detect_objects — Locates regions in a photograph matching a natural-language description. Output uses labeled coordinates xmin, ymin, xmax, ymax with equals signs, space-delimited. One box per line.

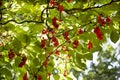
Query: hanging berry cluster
xmin=8 ymin=49 xmax=15 ymax=59
xmin=19 ymin=56 xmax=27 ymax=67
xmin=38 ymin=0 xmax=112 ymax=79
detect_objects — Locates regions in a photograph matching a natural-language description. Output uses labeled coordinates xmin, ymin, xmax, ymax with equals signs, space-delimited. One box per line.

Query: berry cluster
xmin=19 ymin=56 xmax=27 ymax=67
xmin=23 ymin=72 xmax=28 ymax=80
xmin=63 ymin=31 xmax=69 ymax=41
xmin=40 ymin=38 xmax=46 ymax=48
xmin=94 ymin=27 xmax=103 ymax=40
xmin=97 ymin=14 xmax=111 ymax=26
xmin=51 ymin=36 xmax=59 ymax=46
xmin=8 ymin=49 xmax=15 ymax=59
xmin=52 ymin=17 xmax=59 ymax=29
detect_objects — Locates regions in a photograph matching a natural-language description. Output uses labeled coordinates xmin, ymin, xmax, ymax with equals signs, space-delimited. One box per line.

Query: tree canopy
xmin=0 ymin=0 xmax=120 ymax=80
xmin=82 ymin=42 xmax=120 ymax=80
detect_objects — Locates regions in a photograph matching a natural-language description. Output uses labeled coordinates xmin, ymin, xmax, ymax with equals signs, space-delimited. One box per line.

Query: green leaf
xmin=0 ymin=68 xmax=12 ymax=78
xmin=33 ymin=58 xmax=40 ymax=66
xmin=12 ymin=38 xmax=22 ymax=53
xmin=63 ymin=1 xmax=73 ymax=10
xmin=53 ymin=74 xmax=60 ymax=80
xmin=30 ymin=24 xmax=44 ymax=33
xmin=83 ymin=53 xmax=93 ymax=60
xmin=76 ymin=53 xmax=86 ymax=70
xmin=110 ymin=31 xmax=119 ymax=43
xmin=66 ymin=77 xmax=73 ymax=80
xmin=4 ymin=23 xmax=15 ymax=31
xmin=15 ymin=57 xmax=21 ymax=66
xmin=16 ymin=33 xmax=30 ymax=46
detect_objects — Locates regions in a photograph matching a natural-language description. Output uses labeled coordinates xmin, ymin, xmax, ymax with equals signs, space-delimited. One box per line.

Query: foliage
xmin=82 ymin=43 xmax=120 ymax=80
xmin=0 ymin=0 xmax=120 ymax=80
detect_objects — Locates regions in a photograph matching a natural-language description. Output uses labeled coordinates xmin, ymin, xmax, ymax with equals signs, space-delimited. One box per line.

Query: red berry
xmin=40 ymin=39 xmax=46 ymax=48
xmin=43 ymin=59 xmax=49 ymax=67
xmin=19 ymin=56 xmax=27 ymax=67
xmin=8 ymin=49 xmax=15 ymax=59
xmin=63 ymin=31 xmax=69 ymax=41
xmin=51 ymin=36 xmax=59 ymax=47
xmin=42 ymin=29 xmax=48 ymax=34
xmin=22 ymin=56 xmax=27 ymax=62
xmin=94 ymin=27 xmax=103 ymax=40
xmin=37 ymin=75 xmax=42 ymax=80
xmin=58 ymin=4 xmax=64 ymax=13
xmin=49 ymin=0 xmax=57 ymax=7
xmin=48 ymin=73 xmax=51 ymax=77
xmin=55 ymin=50 xmax=60 ymax=55
xmin=23 ymin=72 xmax=28 ymax=80
xmin=63 ymin=70 xmax=67 ymax=77
xmin=67 ymin=0 xmax=71 ymax=3
xmin=87 ymin=41 xmax=93 ymax=50
xmin=52 ymin=17 xmax=59 ymax=29
xmin=97 ymin=14 xmax=105 ymax=26
xmin=50 ymin=30 xmax=55 ymax=35
xmin=78 ymin=29 xmax=83 ymax=34
xmin=97 ymin=14 xmax=102 ymax=23
xmin=19 ymin=61 xmax=24 ymax=67
xmin=106 ymin=17 xmax=111 ymax=24
xmin=73 ymin=40 xmax=79 ymax=48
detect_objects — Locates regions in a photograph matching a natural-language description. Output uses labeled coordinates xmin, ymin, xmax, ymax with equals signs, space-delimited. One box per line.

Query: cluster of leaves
xmin=0 ymin=0 xmax=120 ymax=80
xmin=82 ymin=44 xmax=120 ymax=80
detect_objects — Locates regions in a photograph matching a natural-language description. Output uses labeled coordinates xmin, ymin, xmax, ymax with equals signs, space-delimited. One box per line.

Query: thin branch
xmin=36 ymin=41 xmax=67 ymax=74
xmin=0 ymin=6 xmax=46 ymax=25
xmin=0 ymin=19 xmax=43 ymax=25
xmin=65 ymin=0 xmax=120 ymax=12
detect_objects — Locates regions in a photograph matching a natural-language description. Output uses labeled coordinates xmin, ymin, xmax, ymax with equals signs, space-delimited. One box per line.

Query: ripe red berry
xmin=97 ymin=14 xmax=105 ymax=26
xmin=105 ymin=17 xmax=111 ymax=24
xmin=37 ymin=75 xmax=42 ymax=80
xmin=23 ymin=72 xmax=28 ymax=80
xmin=48 ymin=73 xmax=51 ymax=77
xmin=67 ymin=0 xmax=71 ymax=3
xmin=50 ymin=30 xmax=55 ymax=35
xmin=42 ymin=29 xmax=48 ymax=34
xmin=22 ymin=56 xmax=27 ymax=62
xmin=19 ymin=56 xmax=27 ymax=67
xmin=19 ymin=61 xmax=24 ymax=67
xmin=43 ymin=59 xmax=49 ymax=67
xmin=49 ymin=0 xmax=57 ymax=7
xmin=73 ymin=40 xmax=79 ymax=48
xmin=40 ymin=39 xmax=46 ymax=48
xmin=94 ymin=27 xmax=103 ymax=40
xmin=55 ymin=50 xmax=60 ymax=55
xmin=97 ymin=14 xmax=102 ymax=23
xmin=58 ymin=4 xmax=64 ymax=13
xmin=78 ymin=29 xmax=83 ymax=34
xmin=87 ymin=41 xmax=93 ymax=50
xmin=63 ymin=31 xmax=69 ymax=41
xmin=63 ymin=70 xmax=67 ymax=77
xmin=52 ymin=17 xmax=59 ymax=29
xmin=51 ymin=36 xmax=59 ymax=47
xmin=8 ymin=49 xmax=15 ymax=59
